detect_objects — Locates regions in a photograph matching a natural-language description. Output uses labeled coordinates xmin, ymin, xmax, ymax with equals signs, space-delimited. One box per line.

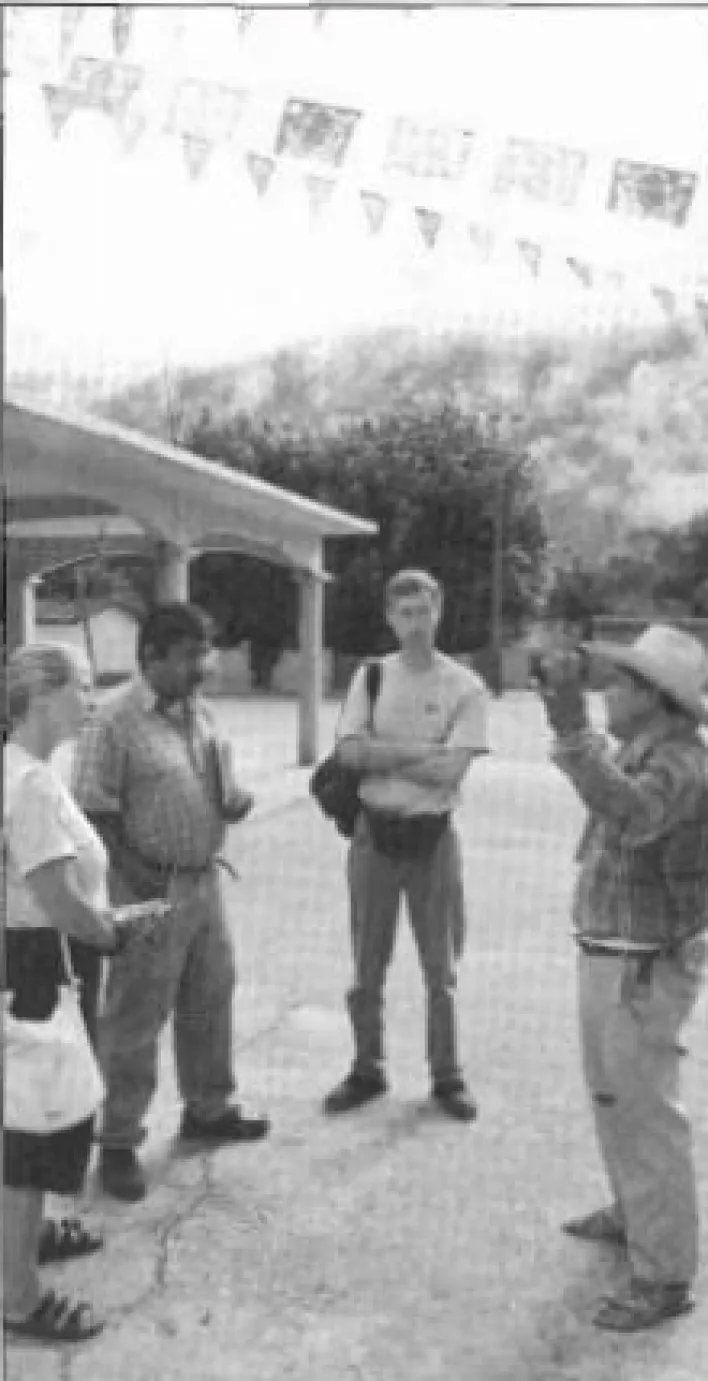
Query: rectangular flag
xmin=384 ymin=117 xmax=474 ymax=180
xmin=275 ymin=99 xmax=361 ymax=167
xmin=493 ymin=137 xmax=587 ymax=206
xmin=607 ymin=159 xmax=697 ymax=227
xmin=66 ymin=56 xmax=143 ymax=119
xmin=165 ymin=79 xmax=247 ymax=143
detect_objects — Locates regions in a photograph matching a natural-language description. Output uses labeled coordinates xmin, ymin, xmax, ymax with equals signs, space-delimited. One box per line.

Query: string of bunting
xmin=18 ymin=8 xmax=707 ymax=324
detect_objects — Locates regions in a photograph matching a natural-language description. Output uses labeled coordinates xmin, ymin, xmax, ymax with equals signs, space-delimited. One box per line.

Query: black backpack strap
xmin=365 ymin=659 xmax=382 ymax=730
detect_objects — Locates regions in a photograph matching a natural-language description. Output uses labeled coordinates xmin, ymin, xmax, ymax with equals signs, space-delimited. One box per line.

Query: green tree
xmin=183 ymin=404 xmax=547 ymax=662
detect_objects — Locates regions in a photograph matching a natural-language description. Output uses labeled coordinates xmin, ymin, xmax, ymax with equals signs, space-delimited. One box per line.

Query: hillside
xmin=12 ymin=319 xmax=708 ymax=563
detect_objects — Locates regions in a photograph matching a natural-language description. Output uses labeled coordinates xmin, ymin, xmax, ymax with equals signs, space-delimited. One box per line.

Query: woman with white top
xmin=3 ymin=643 xmax=166 ymax=1344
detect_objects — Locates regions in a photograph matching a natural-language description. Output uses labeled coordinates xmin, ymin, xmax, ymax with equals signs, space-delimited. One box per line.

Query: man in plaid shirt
xmin=72 ymin=603 xmax=269 ymax=1202
xmin=537 ymin=623 xmax=708 ymax=1332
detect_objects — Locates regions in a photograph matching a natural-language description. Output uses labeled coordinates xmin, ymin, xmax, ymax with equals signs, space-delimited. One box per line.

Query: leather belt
xmin=139 ymin=855 xmax=239 ymax=883
xmin=575 ymin=937 xmax=662 ymax=960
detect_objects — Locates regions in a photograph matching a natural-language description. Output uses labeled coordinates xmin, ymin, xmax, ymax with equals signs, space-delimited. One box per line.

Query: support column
xmin=297 ymin=566 xmax=323 ymax=767
xmin=5 ymin=573 xmax=39 ymax=651
xmin=154 ymin=542 xmax=191 ymax=602
xmin=22 ymin=576 xmax=38 ymax=644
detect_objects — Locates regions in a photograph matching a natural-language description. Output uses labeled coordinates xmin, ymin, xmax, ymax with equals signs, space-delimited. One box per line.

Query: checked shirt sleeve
xmin=71 ymin=713 xmax=126 ymax=816
xmin=551 ymin=730 xmax=704 ymax=847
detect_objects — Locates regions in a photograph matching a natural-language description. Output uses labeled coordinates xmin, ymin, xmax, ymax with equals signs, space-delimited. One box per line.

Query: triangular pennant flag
xmin=651 ymin=285 xmax=677 ymax=317
xmin=236 ymin=8 xmax=255 ymax=38
xmin=360 ymin=190 xmax=388 ymax=236
xmin=112 ymin=6 xmax=134 ymax=57
xmin=60 ymin=6 xmax=85 ymax=59
xmin=245 ymin=152 xmax=275 ymax=197
xmin=182 ymin=134 xmax=212 ymax=181
xmin=468 ymin=222 xmax=493 ymax=260
xmin=305 ymin=173 xmax=335 ymax=219
xmin=516 ymin=239 xmax=542 ymax=277
xmin=415 ymin=207 xmax=443 ymax=250
xmin=120 ymin=106 xmax=146 ymax=155
xmin=42 ymin=83 xmax=75 ymax=138
xmin=566 ymin=256 xmax=593 ymax=288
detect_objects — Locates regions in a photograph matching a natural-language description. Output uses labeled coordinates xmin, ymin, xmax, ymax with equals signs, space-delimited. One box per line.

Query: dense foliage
xmin=20 ymin=317 xmax=707 ymax=676
xmin=186 ymin=404 xmax=548 ymax=658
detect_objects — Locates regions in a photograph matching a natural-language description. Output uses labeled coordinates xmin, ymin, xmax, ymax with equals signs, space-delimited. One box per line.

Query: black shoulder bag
xmin=309 ymin=661 xmax=382 ymax=838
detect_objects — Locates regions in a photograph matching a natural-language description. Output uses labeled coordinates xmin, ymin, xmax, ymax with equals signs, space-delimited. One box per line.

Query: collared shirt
xmin=551 ymin=718 xmax=708 ymax=949
xmin=71 ymin=678 xmax=226 ymax=869
xmin=335 ymin=652 xmax=488 ymax=816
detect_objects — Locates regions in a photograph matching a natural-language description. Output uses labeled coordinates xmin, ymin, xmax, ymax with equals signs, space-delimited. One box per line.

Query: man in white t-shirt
xmin=324 ymin=570 xmax=489 ymax=1121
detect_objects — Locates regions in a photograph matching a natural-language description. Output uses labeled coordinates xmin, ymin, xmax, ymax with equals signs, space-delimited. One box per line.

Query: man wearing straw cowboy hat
xmin=535 ymin=623 xmax=708 ymax=1332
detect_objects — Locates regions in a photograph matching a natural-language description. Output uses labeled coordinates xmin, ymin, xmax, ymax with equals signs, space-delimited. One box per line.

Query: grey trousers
xmin=578 ymin=934 xmax=706 ymax=1286
xmin=98 ymin=869 xmax=237 ymax=1149
xmin=346 ymin=813 xmax=467 ymax=1088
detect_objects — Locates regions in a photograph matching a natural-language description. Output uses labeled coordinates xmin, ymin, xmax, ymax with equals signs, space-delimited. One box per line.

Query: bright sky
xmin=7 ymin=4 xmax=708 ymax=385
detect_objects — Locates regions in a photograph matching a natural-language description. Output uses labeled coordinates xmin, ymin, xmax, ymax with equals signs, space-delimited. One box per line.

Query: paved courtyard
xmin=7 ymin=695 xmax=707 ymax=1381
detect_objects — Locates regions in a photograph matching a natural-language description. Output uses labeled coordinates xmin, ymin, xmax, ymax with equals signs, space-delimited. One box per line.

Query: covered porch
xmin=4 ymin=395 xmax=377 ymax=765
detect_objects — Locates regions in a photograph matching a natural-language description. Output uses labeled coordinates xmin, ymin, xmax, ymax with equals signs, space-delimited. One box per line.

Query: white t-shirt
xmin=335 ymin=651 xmax=489 ymax=816
xmin=3 ymin=743 xmax=109 ymax=932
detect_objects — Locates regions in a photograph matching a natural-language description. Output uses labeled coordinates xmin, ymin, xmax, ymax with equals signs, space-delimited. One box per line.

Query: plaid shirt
xmin=551 ymin=720 xmax=708 ymax=950
xmin=71 ymin=679 xmax=226 ymax=870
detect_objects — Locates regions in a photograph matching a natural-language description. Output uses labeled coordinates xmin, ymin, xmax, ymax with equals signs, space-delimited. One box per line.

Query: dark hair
xmin=137 ymin=603 xmax=213 ymax=668
xmin=385 ymin=569 xmax=442 ymax=608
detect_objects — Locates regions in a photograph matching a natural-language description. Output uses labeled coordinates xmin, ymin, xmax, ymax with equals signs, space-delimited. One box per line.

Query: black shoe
xmin=433 ymin=1083 xmax=478 ymax=1122
xmin=99 ymin=1148 xmax=147 ymax=1202
xmin=179 ymin=1106 xmax=270 ymax=1143
xmin=323 ymin=1072 xmax=388 ymax=1115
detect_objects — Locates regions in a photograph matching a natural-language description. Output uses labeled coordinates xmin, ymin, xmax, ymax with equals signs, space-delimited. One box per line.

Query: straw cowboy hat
xmin=584 ymin=623 xmax=708 ymax=723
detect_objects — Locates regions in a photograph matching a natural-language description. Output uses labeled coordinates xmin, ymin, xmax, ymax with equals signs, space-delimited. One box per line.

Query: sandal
xmin=593 ymin=1280 xmax=695 ymax=1332
xmin=38 ymin=1218 xmax=104 ymax=1266
xmin=4 ymin=1289 xmax=105 ymax=1343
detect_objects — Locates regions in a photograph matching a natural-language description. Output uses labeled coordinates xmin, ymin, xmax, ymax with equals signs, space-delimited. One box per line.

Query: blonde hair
xmin=5 ymin=643 xmax=85 ymax=735
xmin=385 ymin=569 xmax=442 ymax=608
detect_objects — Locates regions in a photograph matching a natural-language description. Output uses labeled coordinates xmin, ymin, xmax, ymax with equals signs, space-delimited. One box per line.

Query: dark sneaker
xmin=433 ymin=1084 xmax=478 ymax=1122
xmin=98 ymin=1148 xmax=147 ymax=1202
xmin=562 ymin=1206 xmax=627 ymax=1246
xmin=593 ymin=1280 xmax=694 ymax=1332
xmin=323 ymin=1072 xmax=388 ymax=1115
xmin=179 ymin=1107 xmax=270 ymax=1143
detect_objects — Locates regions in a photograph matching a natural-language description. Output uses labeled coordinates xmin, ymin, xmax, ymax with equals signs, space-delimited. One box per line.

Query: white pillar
xmin=154 ymin=542 xmax=191 ymax=602
xmin=297 ymin=568 xmax=323 ymax=767
xmin=22 ymin=575 xmax=39 ymax=643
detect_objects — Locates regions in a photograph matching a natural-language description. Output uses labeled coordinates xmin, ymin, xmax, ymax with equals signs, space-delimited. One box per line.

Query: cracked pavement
xmin=5 ymin=697 xmax=707 ymax=1380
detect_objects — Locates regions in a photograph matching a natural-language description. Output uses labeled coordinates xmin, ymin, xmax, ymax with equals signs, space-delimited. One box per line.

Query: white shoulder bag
xmin=3 ymin=935 xmax=105 ymax=1134
xmin=3 ymin=766 xmax=106 ymax=1135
